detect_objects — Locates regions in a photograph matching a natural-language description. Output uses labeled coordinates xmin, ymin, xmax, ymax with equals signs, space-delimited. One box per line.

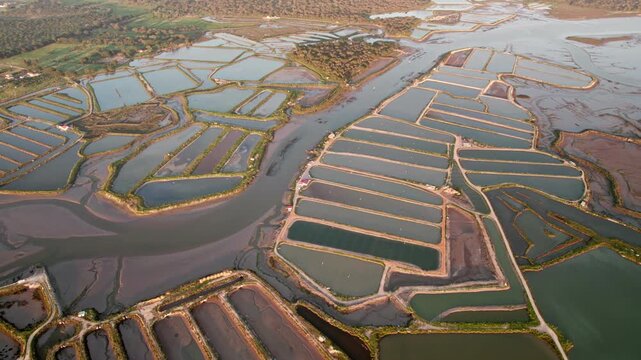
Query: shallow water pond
xmin=90 ymin=76 xmax=152 ymax=112
xmin=195 ymin=112 xmax=279 ymax=131
xmin=463 ymin=48 xmax=493 ymax=70
xmin=156 ymin=127 xmax=223 ymax=177
xmin=380 ymin=88 xmax=437 ymax=122
xmin=188 ymin=87 xmax=255 ymax=113
xmin=153 ymin=315 xmax=206 ymax=360
xmin=467 ymin=172 xmax=585 ymax=201
xmin=83 ymin=135 xmax=136 ymax=156
xmin=3 ymin=142 xmax=83 ymax=191
xmin=142 ymin=67 xmax=198 ymax=95
xmin=221 ymin=133 xmax=262 ymax=173
xmin=0 ymin=132 xmax=49 ymax=155
xmin=421 ymin=118 xmax=532 ymax=149
xmin=287 ymin=221 xmax=440 ymax=271
xmin=322 ymin=153 xmax=447 ymax=186
xmin=156 ymin=46 xmax=244 ymax=62
xmin=213 ymin=56 xmax=285 ymax=81
xmin=411 ymin=218 xmax=525 ymax=320
xmin=10 ymin=126 xmax=65 ymax=147
xmin=28 ymin=99 xmax=80 ymax=117
xmin=301 ymin=181 xmax=442 ymax=222
xmin=136 ymin=176 xmax=242 ymax=208
xmin=419 ymin=80 xmax=481 ymax=98
xmin=527 ymin=248 xmax=641 ymax=360
xmin=237 ymin=91 xmax=272 ymax=115
xmin=343 ymin=128 xmax=448 ymax=154
xmin=279 ymin=243 xmax=384 ymax=298
xmin=329 ymin=139 xmax=448 ymax=168
xmin=8 ymin=104 xmax=68 ymax=123
xmin=460 ymin=159 xmax=581 ymax=177
xmin=253 ymin=92 xmax=287 ymax=117
xmin=309 ymin=165 xmax=442 ymax=205
xmin=379 ymin=333 xmax=558 ymax=360
xmin=118 ymin=318 xmax=154 ymax=360
xmin=296 ymin=198 xmax=441 ymax=243
xmin=111 ymin=125 xmax=202 ymax=194
xmin=355 ymin=116 xmax=455 ymax=143
xmin=191 ymin=299 xmax=262 ymax=360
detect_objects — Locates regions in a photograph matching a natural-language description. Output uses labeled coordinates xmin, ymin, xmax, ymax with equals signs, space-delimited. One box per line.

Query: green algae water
xmin=379 ymin=333 xmax=558 ymax=360
xmin=526 ymin=248 xmax=641 ymax=360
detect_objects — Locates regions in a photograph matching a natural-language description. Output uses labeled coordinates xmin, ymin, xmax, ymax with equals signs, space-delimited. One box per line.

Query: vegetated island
xmin=123 ymin=0 xmax=431 ymax=21
xmin=374 ymin=17 xmax=422 ymax=37
xmin=559 ymin=0 xmax=641 ymax=11
xmin=290 ymin=39 xmax=399 ymax=83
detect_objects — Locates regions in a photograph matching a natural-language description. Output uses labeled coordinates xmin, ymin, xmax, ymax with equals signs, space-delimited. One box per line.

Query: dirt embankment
xmin=556 ymin=130 xmax=641 ymax=220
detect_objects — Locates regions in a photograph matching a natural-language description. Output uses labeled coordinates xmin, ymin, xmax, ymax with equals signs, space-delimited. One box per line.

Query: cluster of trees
xmin=292 ymin=39 xmax=398 ymax=82
xmin=375 ymin=17 xmax=420 ymax=36
xmin=124 ymin=0 xmax=430 ymax=20
xmin=87 ymin=25 xmax=201 ymax=57
xmin=0 ymin=1 xmax=127 ymax=58
xmin=565 ymin=0 xmax=641 ymax=10
xmin=78 ymin=105 xmax=172 ymax=137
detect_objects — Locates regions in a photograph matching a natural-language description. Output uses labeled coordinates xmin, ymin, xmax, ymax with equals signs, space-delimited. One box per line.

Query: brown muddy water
xmin=0 ymin=9 xmax=640 ymax=330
